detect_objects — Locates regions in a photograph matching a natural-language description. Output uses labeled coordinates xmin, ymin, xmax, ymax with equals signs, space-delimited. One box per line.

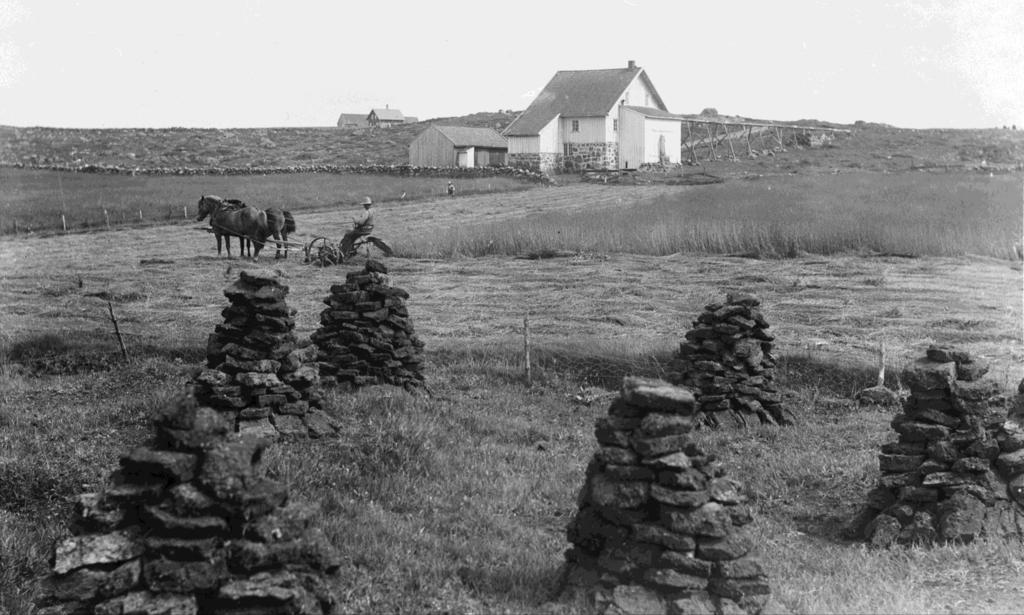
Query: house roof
xmin=621 ymin=106 xmax=686 ymax=120
xmin=337 ymin=113 xmax=368 ymax=126
xmin=370 ymin=108 xmax=405 ymax=121
xmin=504 ymin=66 xmax=668 ymax=136
xmin=431 ymin=125 xmax=508 ymax=148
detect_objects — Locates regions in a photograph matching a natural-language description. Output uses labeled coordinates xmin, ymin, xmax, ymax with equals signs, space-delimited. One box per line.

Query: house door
xmin=457 ymin=150 xmax=469 ymax=168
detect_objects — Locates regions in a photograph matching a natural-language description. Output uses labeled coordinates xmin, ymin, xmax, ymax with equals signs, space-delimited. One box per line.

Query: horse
xmin=196 ymin=195 xmax=296 ymax=260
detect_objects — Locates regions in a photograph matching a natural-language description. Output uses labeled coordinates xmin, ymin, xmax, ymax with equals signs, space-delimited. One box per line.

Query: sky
xmin=0 ymin=0 xmax=1021 ymax=129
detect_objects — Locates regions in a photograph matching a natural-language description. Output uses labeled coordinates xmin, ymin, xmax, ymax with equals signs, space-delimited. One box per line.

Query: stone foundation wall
xmin=564 ymin=377 xmax=771 ymax=615
xmin=562 ymin=142 xmax=618 ymax=171
xmin=507 ymin=152 xmax=559 ymax=174
xmin=844 ymin=345 xmax=1024 ymax=546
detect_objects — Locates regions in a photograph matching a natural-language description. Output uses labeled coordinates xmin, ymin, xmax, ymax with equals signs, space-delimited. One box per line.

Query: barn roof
xmin=337 ymin=113 xmax=368 ymax=126
xmin=432 ymin=125 xmax=508 ymax=148
xmin=504 ymin=66 xmax=667 ymax=136
xmin=370 ymin=108 xmax=405 ymax=121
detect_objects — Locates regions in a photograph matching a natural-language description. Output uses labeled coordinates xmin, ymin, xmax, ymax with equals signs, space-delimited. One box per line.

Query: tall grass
xmin=0 ymin=168 xmax=531 ymax=234
xmin=399 ymin=173 xmax=1023 ymax=259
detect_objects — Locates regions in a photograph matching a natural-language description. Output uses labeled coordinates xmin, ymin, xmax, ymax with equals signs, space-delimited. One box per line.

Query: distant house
xmin=367 ymin=107 xmax=407 ymax=128
xmin=409 ymin=125 xmax=508 ymax=167
xmin=504 ymin=60 xmax=684 ymax=172
xmin=337 ymin=113 xmax=369 ymax=128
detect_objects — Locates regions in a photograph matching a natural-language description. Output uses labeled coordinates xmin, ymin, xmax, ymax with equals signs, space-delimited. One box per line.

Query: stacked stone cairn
xmin=564 ymin=377 xmax=771 ymax=615
xmin=844 ymin=345 xmax=1024 ymax=546
xmin=312 ymin=260 xmax=425 ymax=390
xmin=193 ymin=269 xmax=339 ymax=440
xmin=666 ymin=293 xmax=788 ymax=427
xmin=35 ymin=390 xmax=340 ymax=614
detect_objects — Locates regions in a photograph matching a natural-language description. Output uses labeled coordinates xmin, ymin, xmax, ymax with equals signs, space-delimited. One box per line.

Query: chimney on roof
xmin=628 ymin=60 xmax=636 ymax=70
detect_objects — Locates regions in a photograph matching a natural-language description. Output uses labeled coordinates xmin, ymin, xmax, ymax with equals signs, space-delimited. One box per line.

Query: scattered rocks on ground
xmin=563 ymin=376 xmax=771 ymax=615
xmin=191 ymin=269 xmax=339 ymax=440
xmin=312 ymin=260 xmax=425 ymax=391
xmin=666 ymin=293 xmax=789 ymax=427
xmin=35 ymin=390 xmax=340 ymax=615
xmin=843 ymin=345 xmax=1024 ymax=545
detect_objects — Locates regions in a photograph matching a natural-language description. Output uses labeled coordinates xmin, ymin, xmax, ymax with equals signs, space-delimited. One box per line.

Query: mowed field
xmin=1 ymin=173 xmax=1023 ymax=613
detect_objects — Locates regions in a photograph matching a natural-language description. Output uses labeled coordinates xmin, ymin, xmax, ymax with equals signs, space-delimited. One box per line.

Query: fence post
xmin=183 ymin=205 xmax=188 ymax=219
xmin=138 ymin=209 xmax=143 ymax=222
xmin=61 ymin=214 xmax=67 ymax=233
xmin=107 ymin=301 xmax=130 ymax=364
xmin=524 ymin=315 xmax=532 ymax=387
xmin=104 ymin=209 xmax=110 ymax=229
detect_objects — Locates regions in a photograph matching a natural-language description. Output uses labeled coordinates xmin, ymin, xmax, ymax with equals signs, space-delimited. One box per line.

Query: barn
xmin=504 ymin=60 xmax=685 ymax=172
xmin=408 ymin=125 xmax=508 ymax=168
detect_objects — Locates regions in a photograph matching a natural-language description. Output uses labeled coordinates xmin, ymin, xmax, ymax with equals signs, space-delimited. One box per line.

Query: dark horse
xmin=196 ymin=195 xmax=296 ymax=260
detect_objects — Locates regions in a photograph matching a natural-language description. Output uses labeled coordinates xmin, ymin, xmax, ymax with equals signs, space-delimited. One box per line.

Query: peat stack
xmin=666 ymin=293 xmax=787 ymax=427
xmin=312 ymin=260 xmax=425 ymax=390
xmin=35 ymin=391 xmax=340 ymax=615
xmin=193 ymin=269 xmax=338 ymax=440
xmin=564 ymin=377 xmax=771 ymax=615
xmin=844 ymin=345 xmax=1024 ymax=545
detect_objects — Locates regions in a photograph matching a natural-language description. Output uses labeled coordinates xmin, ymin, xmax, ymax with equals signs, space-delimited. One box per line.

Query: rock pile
xmin=192 ymin=269 xmax=338 ymax=440
xmin=35 ymin=390 xmax=340 ymax=614
xmin=844 ymin=345 xmax=1024 ymax=545
xmin=564 ymin=377 xmax=771 ymax=615
xmin=666 ymin=293 xmax=788 ymax=427
xmin=312 ymin=260 xmax=425 ymax=390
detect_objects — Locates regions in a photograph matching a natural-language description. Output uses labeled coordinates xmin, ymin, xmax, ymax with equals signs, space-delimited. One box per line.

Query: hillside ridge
xmin=2 ymin=110 xmax=1022 ymax=174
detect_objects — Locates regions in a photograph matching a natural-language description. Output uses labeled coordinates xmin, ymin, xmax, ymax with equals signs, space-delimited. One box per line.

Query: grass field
xmin=0 ymin=168 xmax=531 ymax=234
xmin=400 ymin=172 xmax=1023 ymax=260
xmin=1 ymin=173 xmax=1023 ymax=614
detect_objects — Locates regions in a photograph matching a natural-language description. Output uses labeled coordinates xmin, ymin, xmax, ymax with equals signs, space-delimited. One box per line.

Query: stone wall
xmin=35 ymin=390 xmax=340 ymax=614
xmin=192 ymin=269 xmax=339 ymax=440
xmin=507 ymin=152 xmax=559 ymax=174
xmin=562 ymin=142 xmax=618 ymax=171
xmin=564 ymin=377 xmax=771 ymax=615
xmin=312 ymin=260 xmax=425 ymax=390
xmin=666 ymin=293 xmax=788 ymax=427
xmin=844 ymin=345 xmax=1024 ymax=545
xmin=2 ymin=161 xmax=554 ymax=184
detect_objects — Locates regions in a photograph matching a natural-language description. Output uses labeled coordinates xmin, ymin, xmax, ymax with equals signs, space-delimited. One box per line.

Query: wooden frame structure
xmin=680 ymin=119 xmax=851 ymax=163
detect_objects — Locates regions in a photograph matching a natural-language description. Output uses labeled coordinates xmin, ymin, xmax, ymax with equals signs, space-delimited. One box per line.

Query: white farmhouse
xmin=504 ymin=60 xmax=684 ymax=172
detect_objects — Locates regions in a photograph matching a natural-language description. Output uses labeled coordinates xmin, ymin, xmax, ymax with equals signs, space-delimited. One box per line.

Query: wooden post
xmin=775 ymin=126 xmax=784 ymax=150
xmin=183 ymin=205 xmax=188 ymax=219
xmin=523 ymin=315 xmax=532 ymax=387
xmin=61 ymin=214 xmax=67 ymax=233
xmin=107 ymin=301 xmax=130 ymax=363
xmin=726 ymin=125 xmax=738 ymax=160
xmin=745 ymin=126 xmax=754 ymax=157
xmin=876 ymin=340 xmax=886 ymax=387
xmin=706 ymin=124 xmax=717 ymax=161
xmin=104 ymin=208 xmax=110 ymax=229
xmin=138 ymin=209 xmax=143 ymax=222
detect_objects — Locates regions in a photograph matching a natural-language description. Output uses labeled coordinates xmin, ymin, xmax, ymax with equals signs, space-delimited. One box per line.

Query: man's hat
xmin=361 ymin=196 xmax=373 ymax=206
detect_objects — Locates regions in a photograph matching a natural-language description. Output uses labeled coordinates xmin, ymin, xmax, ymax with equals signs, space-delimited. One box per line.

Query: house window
xmin=571 ymin=120 xmax=580 ymax=133
xmin=613 ymin=119 xmax=618 ymax=132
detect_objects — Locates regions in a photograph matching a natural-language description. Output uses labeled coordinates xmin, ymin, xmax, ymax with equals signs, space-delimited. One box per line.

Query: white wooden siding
xmin=620 ymin=76 xmax=663 ymax=111
xmin=560 ymin=116 xmax=609 ymax=143
xmin=643 ymin=118 xmax=681 ymax=164
xmin=508 ymin=135 xmax=539 ymax=154
xmin=617 ymin=107 xmax=646 ymax=169
xmin=538 ymin=116 xmax=560 ymax=153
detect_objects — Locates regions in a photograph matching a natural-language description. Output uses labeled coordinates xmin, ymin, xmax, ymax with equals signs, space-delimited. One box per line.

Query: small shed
xmin=409 ymin=125 xmax=508 ymax=168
